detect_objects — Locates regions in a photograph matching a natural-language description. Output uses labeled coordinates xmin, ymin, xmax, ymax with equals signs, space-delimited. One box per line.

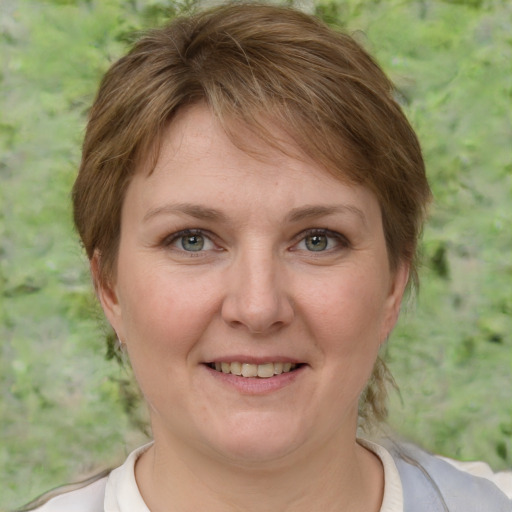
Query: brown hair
xmin=73 ymin=2 xmax=431 ymax=427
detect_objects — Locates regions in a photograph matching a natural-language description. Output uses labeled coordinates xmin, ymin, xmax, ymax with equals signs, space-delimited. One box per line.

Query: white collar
xmin=104 ymin=440 xmax=403 ymax=512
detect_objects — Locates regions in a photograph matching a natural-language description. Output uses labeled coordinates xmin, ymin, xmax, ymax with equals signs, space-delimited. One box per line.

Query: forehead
xmin=147 ymin=104 xmax=351 ymax=184
xmin=158 ymin=105 xmax=308 ymax=167
xmin=126 ymin=103 xmax=381 ymax=228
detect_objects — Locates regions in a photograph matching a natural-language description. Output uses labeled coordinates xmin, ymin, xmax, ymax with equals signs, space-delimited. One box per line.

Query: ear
xmin=380 ymin=262 xmax=410 ymax=343
xmin=91 ymin=251 xmax=125 ymax=341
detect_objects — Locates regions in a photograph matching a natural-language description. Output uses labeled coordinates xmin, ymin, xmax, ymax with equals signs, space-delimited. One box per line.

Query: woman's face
xmin=97 ymin=104 xmax=408 ymax=465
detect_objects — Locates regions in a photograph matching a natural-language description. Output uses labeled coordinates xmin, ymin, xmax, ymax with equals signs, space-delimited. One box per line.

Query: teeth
xmin=230 ymin=361 xmax=242 ymax=375
xmin=241 ymin=363 xmax=258 ymax=378
xmin=210 ymin=362 xmax=298 ymax=378
xmin=257 ymin=363 xmax=274 ymax=378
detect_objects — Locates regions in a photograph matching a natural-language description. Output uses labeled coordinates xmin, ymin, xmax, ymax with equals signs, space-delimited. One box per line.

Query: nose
xmin=221 ymin=247 xmax=294 ymax=334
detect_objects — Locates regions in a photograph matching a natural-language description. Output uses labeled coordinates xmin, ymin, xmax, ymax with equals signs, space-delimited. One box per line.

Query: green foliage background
xmin=1 ymin=0 xmax=510 ymax=509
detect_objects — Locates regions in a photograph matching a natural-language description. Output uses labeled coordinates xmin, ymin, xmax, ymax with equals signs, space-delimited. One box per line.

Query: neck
xmin=135 ymin=427 xmax=384 ymax=512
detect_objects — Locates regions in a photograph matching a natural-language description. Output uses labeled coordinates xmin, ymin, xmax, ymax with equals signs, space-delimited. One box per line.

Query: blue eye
xmin=304 ymin=234 xmax=328 ymax=251
xmin=181 ymin=234 xmax=205 ymax=251
xmin=164 ymin=229 xmax=216 ymax=253
xmin=295 ymin=229 xmax=348 ymax=253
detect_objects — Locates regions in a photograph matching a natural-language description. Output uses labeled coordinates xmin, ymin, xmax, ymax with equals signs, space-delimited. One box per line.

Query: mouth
xmin=206 ymin=361 xmax=303 ymax=378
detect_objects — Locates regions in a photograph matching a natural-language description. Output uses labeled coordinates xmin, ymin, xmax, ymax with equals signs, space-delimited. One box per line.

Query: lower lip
xmin=202 ymin=364 xmax=305 ymax=395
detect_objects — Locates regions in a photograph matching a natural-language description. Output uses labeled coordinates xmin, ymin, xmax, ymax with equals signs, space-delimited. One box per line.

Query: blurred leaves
xmin=1 ymin=0 xmax=511 ymax=509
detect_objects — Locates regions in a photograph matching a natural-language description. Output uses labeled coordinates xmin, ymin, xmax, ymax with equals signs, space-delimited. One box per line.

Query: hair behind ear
xmin=358 ymin=355 xmax=398 ymax=432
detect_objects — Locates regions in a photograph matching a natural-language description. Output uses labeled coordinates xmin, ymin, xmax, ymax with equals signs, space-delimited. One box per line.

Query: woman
xmin=28 ymin=3 xmax=511 ymax=511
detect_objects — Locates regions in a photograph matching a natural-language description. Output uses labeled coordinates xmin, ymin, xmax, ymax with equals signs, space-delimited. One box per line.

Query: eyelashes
xmin=162 ymin=229 xmax=219 ymax=253
xmin=292 ymin=229 xmax=350 ymax=253
xmin=161 ymin=228 xmax=350 ymax=255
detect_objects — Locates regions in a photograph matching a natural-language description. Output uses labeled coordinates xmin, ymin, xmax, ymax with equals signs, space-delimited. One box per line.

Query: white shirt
xmin=31 ymin=441 xmax=512 ymax=512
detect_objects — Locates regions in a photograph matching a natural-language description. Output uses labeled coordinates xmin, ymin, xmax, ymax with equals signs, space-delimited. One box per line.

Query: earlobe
xmin=90 ymin=251 xmax=124 ymax=338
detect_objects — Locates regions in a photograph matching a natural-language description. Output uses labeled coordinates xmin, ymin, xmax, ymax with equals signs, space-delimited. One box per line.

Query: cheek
xmin=116 ymin=263 xmax=221 ymax=355
xmin=117 ymin=271 xmax=221 ymax=405
xmin=297 ymin=268 xmax=389 ymax=349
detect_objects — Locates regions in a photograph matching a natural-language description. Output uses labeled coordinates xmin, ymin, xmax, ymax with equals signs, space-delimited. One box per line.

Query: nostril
xmin=220 ymin=275 xmax=294 ymax=334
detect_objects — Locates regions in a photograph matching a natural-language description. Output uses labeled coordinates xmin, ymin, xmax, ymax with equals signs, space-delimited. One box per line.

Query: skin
xmin=95 ymin=104 xmax=409 ymax=512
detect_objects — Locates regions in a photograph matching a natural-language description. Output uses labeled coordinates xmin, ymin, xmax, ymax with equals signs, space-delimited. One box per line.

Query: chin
xmin=200 ymin=413 xmax=309 ymax=466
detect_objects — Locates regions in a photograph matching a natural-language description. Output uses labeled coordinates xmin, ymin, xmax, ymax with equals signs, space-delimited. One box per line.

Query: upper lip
xmin=204 ymin=356 xmax=304 ymax=365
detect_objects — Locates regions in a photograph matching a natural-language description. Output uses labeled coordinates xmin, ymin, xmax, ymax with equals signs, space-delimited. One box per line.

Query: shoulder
xmin=390 ymin=441 xmax=512 ymax=511
xmin=440 ymin=456 xmax=512 ymax=500
xmin=19 ymin=443 xmax=152 ymax=512
xmin=19 ymin=471 xmax=109 ymax=512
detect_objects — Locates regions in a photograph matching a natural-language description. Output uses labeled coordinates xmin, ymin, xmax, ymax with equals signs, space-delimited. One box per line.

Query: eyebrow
xmin=286 ymin=205 xmax=367 ymax=226
xmin=143 ymin=203 xmax=228 ymax=223
xmin=143 ymin=202 xmax=366 ymax=225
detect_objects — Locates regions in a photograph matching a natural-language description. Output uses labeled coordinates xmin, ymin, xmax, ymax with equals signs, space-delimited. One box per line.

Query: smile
xmin=207 ymin=362 xmax=300 ymax=378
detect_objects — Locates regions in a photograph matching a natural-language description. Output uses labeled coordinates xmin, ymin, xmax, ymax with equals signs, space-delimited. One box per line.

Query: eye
xmin=164 ymin=229 xmax=217 ymax=253
xmin=304 ymin=233 xmax=329 ymax=251
xmin=181 ymin=233 xmax=206 ymax=252
xmin=294 ymin=229 xmax=348 ymax=253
